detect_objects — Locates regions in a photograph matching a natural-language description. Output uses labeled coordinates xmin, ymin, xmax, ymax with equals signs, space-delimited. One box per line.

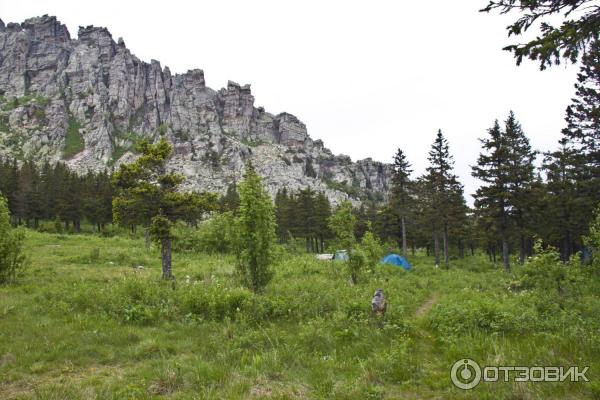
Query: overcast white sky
xmin=1 ymin=0 xmax=579 ymax=203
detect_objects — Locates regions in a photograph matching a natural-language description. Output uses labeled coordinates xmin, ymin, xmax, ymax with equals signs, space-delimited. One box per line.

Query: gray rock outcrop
xmin=0 ymin=15 xmax=391 ymax=204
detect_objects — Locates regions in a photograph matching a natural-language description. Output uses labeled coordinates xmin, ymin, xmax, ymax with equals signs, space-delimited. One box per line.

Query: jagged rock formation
xmin=0 ymin=15 xmax=391 ymax=203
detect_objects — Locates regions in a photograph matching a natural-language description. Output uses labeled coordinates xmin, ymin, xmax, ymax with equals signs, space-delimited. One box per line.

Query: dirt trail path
xmin=414 ymin=294 xmax=438 ymax=318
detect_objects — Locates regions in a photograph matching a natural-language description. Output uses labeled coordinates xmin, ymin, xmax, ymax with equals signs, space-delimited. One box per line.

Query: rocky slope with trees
xmin=0 ymin=15 xmax=391 ymax=204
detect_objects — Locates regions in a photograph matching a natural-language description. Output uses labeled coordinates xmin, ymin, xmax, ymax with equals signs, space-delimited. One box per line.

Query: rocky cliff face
xmin=0 ymin=15 xmax=391 ymax=203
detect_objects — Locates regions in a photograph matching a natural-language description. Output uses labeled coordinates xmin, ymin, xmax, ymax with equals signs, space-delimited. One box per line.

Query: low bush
xmin=37 ymin=219 xmax=64 ymax=234
xmin=428 ymin=292 xmax=539 ymax=338
xmin=178 ymin=284 xmax=253 ymax=321
xmin=50 ymin=268 xmax=378 ymax=325
xmin=0 ymin=196 xmax=26 ymax=283
xmin=172 ymin=213 xmax=236 ymax=254
xmin=511 ymin=242 xmax=584 ymax=297
xmin=53 ymin=276 xmax=294 ymax=324
xmin=361 ymin=230 xmax=383 ymax=272
xmin=348 ymin=246 xmax=367 ymax=284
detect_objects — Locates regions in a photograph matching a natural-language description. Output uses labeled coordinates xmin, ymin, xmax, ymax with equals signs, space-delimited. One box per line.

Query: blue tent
xmin=380 ymin=253 xmax=412 ymax=270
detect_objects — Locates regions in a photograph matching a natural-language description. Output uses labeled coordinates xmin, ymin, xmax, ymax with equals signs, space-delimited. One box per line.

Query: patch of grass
xmin=34 ymin=96 xmax=50 ymax=107
xmin=108 ymin=145 xmax=128 ymax=166
xmin=158 ymin=123 xmax=169 ymax=136
xmin=0 ymin=230 xmax=598 ymax=398
xmin=2 ymin=97 xmax=20 ymax=111
xmin=62 ymin=117 xmax=85 ymax=159
xmin=0 ymin=95 xmax=49 ymax=112
xmin=33 ymin=107 xmax=45 ymax=120
xmin=241 ymin=137 xmax=265 ymax=147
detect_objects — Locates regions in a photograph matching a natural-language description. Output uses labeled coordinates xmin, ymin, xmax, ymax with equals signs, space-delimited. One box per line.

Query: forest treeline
xmin=0 ymin=160 xmax=113 ymax=232
xmin=0 ymin=40 xmax=598 ymax=272
xmin=0 ymin=102 xmax=597 ymax=273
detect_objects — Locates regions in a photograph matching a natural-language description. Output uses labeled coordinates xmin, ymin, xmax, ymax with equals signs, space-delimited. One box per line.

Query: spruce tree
xmin=424 ymin=130 xmax=463 ymax=267
xmin=313 ymin=192 xmax=332 ymax=252
xmin=543 ymin=138 xmax=588 ymax=260
xmin=472 ymin=120 xmax=512 ymax=271
xmin=235 ymin=163 xmax=277 ymax=292
xmin=297 ymin=188 xmax=317 ymax=252
xmin=562 ymin=39 xmax=600 ymax=238
xmin=504 ymin=111 xmax=537 ymax=264
xmin=24 ymin=163 xmax=43 ymax=228
xmin=39 ymin=162 xmax=56 ymax=222
xmin=4 ymin=159 xmax=18 ymax=223
xmin=354 ymin=204 xmax=369 ymax=241
xmin=83 ymin=171 xmax=114 ymax=231
xmin=274 ymin=188 xmax=290 ymax=243
xmin=113 ymin=138 xmax=216 ymax=279
xmin=481 ymin=0 xmax=600 ymax=70
xmin=373 ymin=202 xmax=400 ymax=246
xmin=564 ymin=39 xmax=600 ymax=162
xmin=14 ymin=160 xmax=34 ymax=226
xmin=286 ymin=192 xmax=300 ymax=239
xmin=219 ymin=182 xmax=240 ymax=214
xmin=412 ymin=176 xmax=437 ymax=259
xmin=390 ymin=148 xmax=413 ymax=256
xmin=53 ymin=163 xmax=75 ymax=230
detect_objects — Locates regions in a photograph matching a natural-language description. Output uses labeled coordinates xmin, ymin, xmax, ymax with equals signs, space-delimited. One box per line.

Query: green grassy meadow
xmin=1 ymin=230 xmax=599 ymax=399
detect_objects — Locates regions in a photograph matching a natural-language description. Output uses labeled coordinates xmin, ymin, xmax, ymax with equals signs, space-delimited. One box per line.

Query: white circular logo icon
xmin=451 ymin=358 xmax=481 ymax=390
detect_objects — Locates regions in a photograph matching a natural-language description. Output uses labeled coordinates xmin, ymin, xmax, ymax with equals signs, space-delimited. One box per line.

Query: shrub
xmin=59 ymin=276 xmax=260 ymax=324
xmin=348 ymin=246 xmax=367 ymax=284
xmin=584 ymin=204 xmax=600 ymax=272
xmin=511 ymin=242 xmax=584 ymax=297
xmin=0 ymin=196 xmax=26 ymax=283
xmin=173 ymin=212 xmax=236 ymax=254
xmin=328 ymin=201 xmax=356 ymax=251
xmin=428 ymin=294 xmax=538 ymax=338
xmin=178 ymin=284 xmax=252 ymax=321
xmin=234 ymin=164 xmax=276 ymax=293
xmin=37 ymin=219 xmax=64 ymax=234
xmin=361 ymin=228 xmax=383 ymax=272
xmin=158 ymin=123 xmax=169 ymax=136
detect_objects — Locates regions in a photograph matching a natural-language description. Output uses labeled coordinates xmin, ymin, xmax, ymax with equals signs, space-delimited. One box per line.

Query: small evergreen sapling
xmin=234 ymin=163 xmax=277 ymax=293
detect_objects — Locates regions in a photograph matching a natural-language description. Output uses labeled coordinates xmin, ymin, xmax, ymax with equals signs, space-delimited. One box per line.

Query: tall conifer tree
xmin=472 ymin=120 xmax=512 ymax=271
xmin=390 ymin=148 xmax=413 ymax=256
xmin=424 ymin=130 xmax=463 ymax=267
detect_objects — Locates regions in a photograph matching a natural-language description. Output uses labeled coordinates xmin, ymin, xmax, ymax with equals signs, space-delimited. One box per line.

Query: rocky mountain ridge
xmin=0 ymin=15 xmax=391 ymax=203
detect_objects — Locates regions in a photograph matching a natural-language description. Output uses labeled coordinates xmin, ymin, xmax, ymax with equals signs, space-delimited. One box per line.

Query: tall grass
xmin=0 ymin=230 xmax=598 ymax=398
xmin=63 ymin=117 xmax=84 ymax=159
